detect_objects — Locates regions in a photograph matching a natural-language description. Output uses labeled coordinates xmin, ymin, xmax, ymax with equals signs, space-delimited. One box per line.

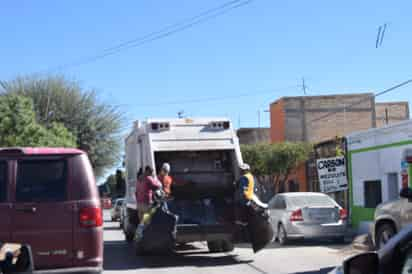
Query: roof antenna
xmin=302 ymin=77 xmax=307 ymax=95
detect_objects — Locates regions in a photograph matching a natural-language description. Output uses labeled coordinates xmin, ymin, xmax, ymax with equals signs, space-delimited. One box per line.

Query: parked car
xmin=111 ymin=198 xmax=125 ymax=221
xmin=268 ymin=192 xmax=347 ymax=245
xmin=329 ymin=224 xmax=412 ymax=274
xmin=0 ymin=147 xmax=103 ymax=273
xmin=101 ymin=197 xmax=112 ymax=209
xmin=372 ymin=186 xmax=412 ymax=250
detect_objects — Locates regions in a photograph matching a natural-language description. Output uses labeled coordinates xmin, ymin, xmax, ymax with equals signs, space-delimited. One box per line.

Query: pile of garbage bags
xmin=134 ymin=203 xmax=178 ymax=254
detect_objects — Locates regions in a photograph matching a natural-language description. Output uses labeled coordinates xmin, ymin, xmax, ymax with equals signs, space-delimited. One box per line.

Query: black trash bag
xmin=135 ymin=203 xmax=178 ymax=254
xmin=246 ymin=202 xmax=274 ymax=253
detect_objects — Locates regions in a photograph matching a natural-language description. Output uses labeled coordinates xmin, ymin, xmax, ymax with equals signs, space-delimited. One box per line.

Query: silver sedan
xmin=268 ymin=192 xmax=347 ymax=245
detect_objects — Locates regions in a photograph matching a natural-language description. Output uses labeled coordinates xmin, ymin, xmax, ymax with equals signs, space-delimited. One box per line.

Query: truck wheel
xmin=134 ymin=240 xmax=146 ymax=256
xmin=207 ymin=241 xmax=223 ymax=253
xmin=221 ymin=240 xmax=234 ymax=252
xmin=125 ymin=231 xmax=134 ymax=243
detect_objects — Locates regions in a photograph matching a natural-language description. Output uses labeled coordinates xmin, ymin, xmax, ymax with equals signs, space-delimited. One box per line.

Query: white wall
xmin=352 ymin=144 xmax=412 ymax=206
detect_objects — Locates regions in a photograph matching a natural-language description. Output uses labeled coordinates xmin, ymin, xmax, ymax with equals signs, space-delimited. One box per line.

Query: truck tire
xmin=125 ymin=231 xmax=134 ymax=243
xmin=135 ymin=241 xmax=146 ymax=256
xmin=207 ymin=241 xmax=223 ymax=253
xmin=221 ymin=240 xmax=234 ymax=252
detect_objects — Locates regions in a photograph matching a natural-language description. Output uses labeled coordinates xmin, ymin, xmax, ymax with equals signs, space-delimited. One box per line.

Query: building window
xmin=364 ymin=180 xmax=382 ymax=208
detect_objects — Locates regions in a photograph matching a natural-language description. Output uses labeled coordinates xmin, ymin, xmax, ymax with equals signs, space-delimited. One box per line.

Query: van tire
xmin=221 ymin=240 xmax=234 ymax=252
xmin=207 ymin=241 xmax=223 ymax=253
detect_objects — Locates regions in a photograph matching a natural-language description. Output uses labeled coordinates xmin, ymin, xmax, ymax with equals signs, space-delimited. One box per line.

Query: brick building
xmin=375 ymin=102 xmax=410 ymax=128
xmin=237 ymin=128 xmax=270 ymax=145
xmin=270 ymin=93 xmax=410 ymax=192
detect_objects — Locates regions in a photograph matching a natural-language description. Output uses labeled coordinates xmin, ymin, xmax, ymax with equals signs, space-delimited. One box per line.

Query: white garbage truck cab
xmin=123 ymin=117 xmax=272 ymax=253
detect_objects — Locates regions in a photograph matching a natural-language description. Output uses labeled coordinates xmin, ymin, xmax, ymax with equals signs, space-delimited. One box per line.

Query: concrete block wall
xmin=271 ymin=93 xmax=376 ymax=143
xmin=237 ymin=128 xmax=270 ymax=145
xmin=375 ymin=102 xmax=410 ymax=128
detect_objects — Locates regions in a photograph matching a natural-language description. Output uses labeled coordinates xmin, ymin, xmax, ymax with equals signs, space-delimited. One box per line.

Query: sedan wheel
xmin=376 ymin=224 xmax=396 ymax=250
xmin=278 ymin=224 xmax=288 ymax=246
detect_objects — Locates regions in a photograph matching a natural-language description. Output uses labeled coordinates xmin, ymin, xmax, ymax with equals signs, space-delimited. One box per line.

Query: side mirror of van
xmin=343 ymin=252 xmax=379 ymax=274
xmin=400 ymin=187 xmax=412 ymax=201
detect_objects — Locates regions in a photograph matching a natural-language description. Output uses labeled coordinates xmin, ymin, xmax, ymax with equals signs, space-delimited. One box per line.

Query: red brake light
xmin=290 ymin=209 xmax=303 ymax=222
xmin=339 ymin=208 xmax=348 ymax=220
xmin=79 ymin=207 xmax=103 ymax=228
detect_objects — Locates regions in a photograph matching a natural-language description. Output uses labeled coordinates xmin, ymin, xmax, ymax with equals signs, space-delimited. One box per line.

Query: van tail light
xmin=339 ymin=208 xmax=348 ymax=220
xmin=79 ymin=207 xmax=103 ymax=228
xmin=290 ymin=209 xmax=303 ymax=222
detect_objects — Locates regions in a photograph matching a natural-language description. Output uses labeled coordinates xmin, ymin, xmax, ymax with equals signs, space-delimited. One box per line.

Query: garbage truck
xmin=123 ymin=117 xmax=273 ymax=254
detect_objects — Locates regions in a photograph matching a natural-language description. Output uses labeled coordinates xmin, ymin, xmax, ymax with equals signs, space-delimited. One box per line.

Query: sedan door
xmin=269 ymin=196 xmax=286 ymax=236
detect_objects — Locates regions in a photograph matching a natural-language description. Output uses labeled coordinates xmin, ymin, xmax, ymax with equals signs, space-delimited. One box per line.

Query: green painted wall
xmin=348 ymin=139 xmax=412 ymax=228
xmin=410 ymin=164 xmax=412 ymax=188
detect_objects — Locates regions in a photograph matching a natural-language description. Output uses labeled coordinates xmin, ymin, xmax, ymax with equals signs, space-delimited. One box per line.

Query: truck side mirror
xmin=343 ymin=252 xmax=379 ymax=274
xmin=400 ymin=187 xmax=412 ymax=201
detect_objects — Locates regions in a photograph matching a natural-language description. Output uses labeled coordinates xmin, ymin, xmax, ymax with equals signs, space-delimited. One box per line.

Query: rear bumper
xmin=176 ymin=224 xmax=233 ymax=243
xmin=32 ymin=267 xmax=102 ymax=274
xmin=286 ymin=221 xmax=347 ymax=239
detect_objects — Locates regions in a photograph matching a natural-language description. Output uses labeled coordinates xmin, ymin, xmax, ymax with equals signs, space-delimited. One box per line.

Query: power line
xmin=44 ymin=0 xmax=254 ymax=73
xmin=309 ymin=79 xmax=412 ymax=124
xmin=121 ymin=84 xmax=299 ymax=108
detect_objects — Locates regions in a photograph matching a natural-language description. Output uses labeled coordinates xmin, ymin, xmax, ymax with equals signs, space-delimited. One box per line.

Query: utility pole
xmin=238 ymin=114 xmax=241 ymax=129
xmin=258 ymin=110 xmax=261 ymax=128
xmin=302 ymin=77 xmax=307 ymax=95
xmin=385 ymin=108 xmax=389 ymax=125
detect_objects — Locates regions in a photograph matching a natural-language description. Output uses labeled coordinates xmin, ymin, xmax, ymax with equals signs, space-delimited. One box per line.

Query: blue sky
xmin=1 ymin=0 xmax=411 ymax=130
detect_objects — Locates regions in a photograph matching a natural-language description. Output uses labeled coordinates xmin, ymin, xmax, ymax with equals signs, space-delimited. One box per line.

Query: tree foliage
xmin=0 ymin=94 xmax=76 ymax=147
xmin=241 ymin=142 xmax=312 ymax=193
xmin=0 ymin=76 xmax=125 ymax=177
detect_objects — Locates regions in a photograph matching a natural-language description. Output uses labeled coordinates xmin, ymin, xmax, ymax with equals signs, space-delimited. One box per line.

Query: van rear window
xmin=16 ymin=160 xmax=67 ymax=202
xmin=0 ymin=162 xmax=6 ymax=202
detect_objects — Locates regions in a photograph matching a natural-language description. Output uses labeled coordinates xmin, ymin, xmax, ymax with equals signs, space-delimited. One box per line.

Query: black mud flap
xmin=247 ymin=207 xmax=274 ymax=253
xmin=137 ymin=204 xmax=178 ymax=254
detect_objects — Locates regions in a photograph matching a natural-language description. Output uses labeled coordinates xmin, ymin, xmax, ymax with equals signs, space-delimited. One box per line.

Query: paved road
xmin=103 ymin=212 xmax=356 ymax=274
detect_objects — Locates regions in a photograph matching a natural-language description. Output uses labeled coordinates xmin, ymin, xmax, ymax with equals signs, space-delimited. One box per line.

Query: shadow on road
xmin=236 ymin=239 xmax=347 ymax=251
xmin=103 ymin=240 xmax=253 ymax=271
xmin=104 ymin=226 xmax=121 ymax=231
xmin=295 ymin=267 xmax=335 ymax=274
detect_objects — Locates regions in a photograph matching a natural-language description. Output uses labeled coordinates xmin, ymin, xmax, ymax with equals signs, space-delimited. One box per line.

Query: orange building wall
xmin=270 ymin=99 xmax=308 ymax=192
xmin=270 ymin=99 xmax=285 ymax=143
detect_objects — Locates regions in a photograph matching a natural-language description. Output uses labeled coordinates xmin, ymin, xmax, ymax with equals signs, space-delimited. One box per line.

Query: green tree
xmin=0 ymin=94 xmax=76 ymax=147
xmin=0 ymin=76 xmax=125 ymax=177
xmin=241 ymin=142 xmax=312 ymax=193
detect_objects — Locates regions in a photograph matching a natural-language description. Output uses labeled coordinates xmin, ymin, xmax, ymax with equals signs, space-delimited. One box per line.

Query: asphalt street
xmin=102 ymin=211 xmax=357 ymax=274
